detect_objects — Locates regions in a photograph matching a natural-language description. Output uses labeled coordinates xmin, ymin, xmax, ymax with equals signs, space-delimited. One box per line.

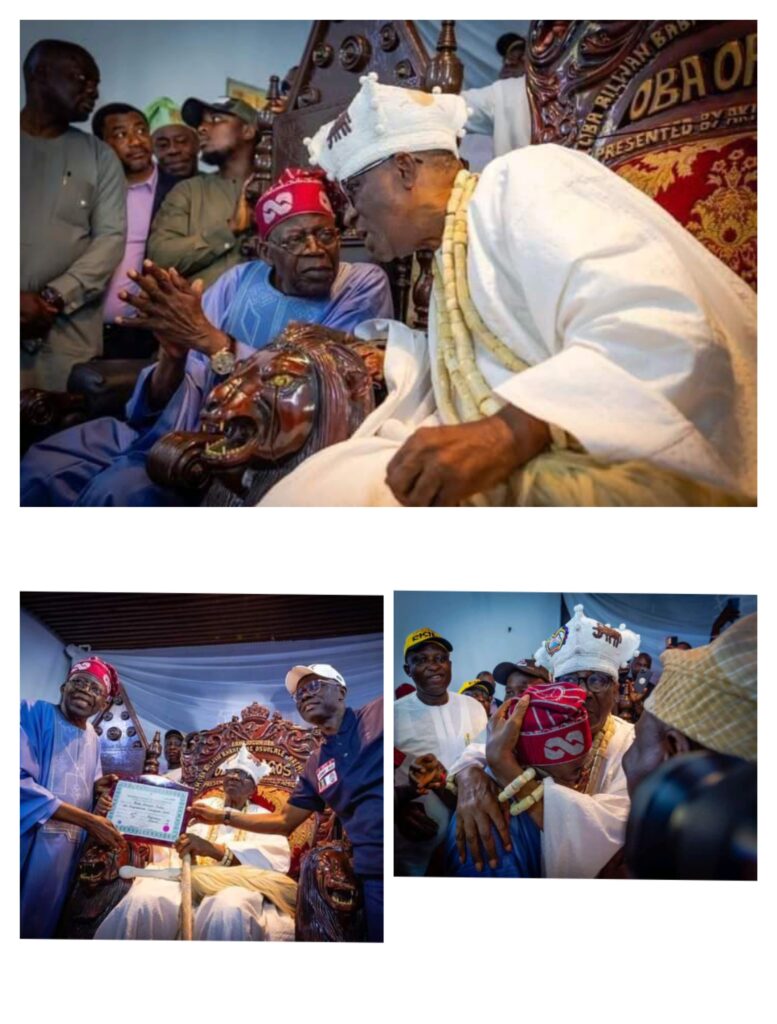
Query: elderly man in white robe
xmin=96 ymin=745 xmax=294 ymax=940
xmin=447 ymin=605 xmax=638 ymax=877
xmin=261 ymin=75 xmax=755 ymax=507
xmin=395 ymin=627 xmax=487 ymax=876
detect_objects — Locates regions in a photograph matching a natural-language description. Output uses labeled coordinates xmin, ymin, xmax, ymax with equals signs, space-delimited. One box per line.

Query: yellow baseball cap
xmin=403 ymin=627 xmax=453 ymax=659
xmin=459 ymin=678 xmax=495 ymax=697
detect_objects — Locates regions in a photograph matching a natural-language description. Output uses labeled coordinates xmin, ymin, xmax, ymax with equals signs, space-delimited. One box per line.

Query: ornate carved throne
xmin=181 ymin=700 xmax=332 ymax=877
xmin=524 ymin=20 xmax=757 ymax=288
xmin=59 ymin=700 xmax=340 ymax=938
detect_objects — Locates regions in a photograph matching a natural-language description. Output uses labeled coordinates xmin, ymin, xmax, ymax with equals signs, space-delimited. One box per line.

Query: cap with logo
xmin=182 ymin=96 xmax=258 ymax=129
xmin=459 ymin=678 xmax=495 ymax=698
xmin=492 ymin=659 xmax=549 ymax=688
xmin=403 ymin=627 xmax=453 ymax=660
xmin=285 ymin=663 xmax=347 ymax=696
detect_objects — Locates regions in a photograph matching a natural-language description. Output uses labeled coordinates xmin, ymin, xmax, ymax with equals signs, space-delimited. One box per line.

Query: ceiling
xmin=21 ymin=592 xmax=383 ymax=650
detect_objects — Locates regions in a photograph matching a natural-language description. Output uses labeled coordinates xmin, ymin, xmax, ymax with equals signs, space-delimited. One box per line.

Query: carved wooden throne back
xmin=525 ymin=20 xmax=757 ymax=288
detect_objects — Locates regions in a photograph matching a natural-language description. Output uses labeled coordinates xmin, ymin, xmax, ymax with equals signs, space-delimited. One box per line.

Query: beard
xmin=200 ymin=149 xmax=226 ymax=167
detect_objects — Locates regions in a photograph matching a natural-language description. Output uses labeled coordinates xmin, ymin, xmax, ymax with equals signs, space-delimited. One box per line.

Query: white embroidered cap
xmin=285 ymin=663 xmax=347 ymax=696
xmin=219 ymin=744 xmax=272 ymax=786
xmin=534 ymin=604 xmax=641 ymax=681
xmin=305 ymin=73 xmax=468 ymax=183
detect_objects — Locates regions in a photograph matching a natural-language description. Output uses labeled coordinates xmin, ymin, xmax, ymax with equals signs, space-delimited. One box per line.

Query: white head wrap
xmin=304 ymin=73 xmax=468 ymax=182
xmin=218 ymin=744 xmax=272 ymax=786
xmin=534 ymin=604 xmax=640 ymax=681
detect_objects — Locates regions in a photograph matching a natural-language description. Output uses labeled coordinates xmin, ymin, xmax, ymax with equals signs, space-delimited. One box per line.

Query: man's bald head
xmin=23 ymin=40 xmax=100 ymax=124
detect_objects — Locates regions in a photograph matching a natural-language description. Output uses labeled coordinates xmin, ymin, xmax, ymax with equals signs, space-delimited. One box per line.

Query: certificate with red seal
xmin=107 ymin=776 xmax=192 ymax=846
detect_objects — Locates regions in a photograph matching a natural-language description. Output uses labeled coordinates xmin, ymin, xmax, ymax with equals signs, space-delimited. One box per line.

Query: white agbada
xmin=449 ymin=715 xmax=635 ymax=878
xmin=462 ymin=77 xmax=532 ymax=157
xmin=260 ymin=145 xmax=755 ymax=505
xmin=95 ymin=797 xmax=294 ymax=941
xmin=394 ymin=691 xmax=487 ymax=875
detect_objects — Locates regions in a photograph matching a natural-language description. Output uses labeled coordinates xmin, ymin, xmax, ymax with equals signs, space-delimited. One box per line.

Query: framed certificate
xmin=108 ymin=778 xmax=192 ymax=846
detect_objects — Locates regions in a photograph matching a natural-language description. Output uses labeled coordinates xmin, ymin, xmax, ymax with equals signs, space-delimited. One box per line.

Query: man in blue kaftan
xmin=21 ymin=657 xmax=125 ymax=937
xmin=21 ymin=168 xmax=392 ymax=506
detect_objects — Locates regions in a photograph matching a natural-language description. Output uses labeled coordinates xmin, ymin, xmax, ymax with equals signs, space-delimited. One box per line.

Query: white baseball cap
xmin=285 ymin=663 xmax=347 ymax=696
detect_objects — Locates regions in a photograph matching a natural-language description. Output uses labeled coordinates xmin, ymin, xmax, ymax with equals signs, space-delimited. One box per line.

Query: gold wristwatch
xmin=209 ymin=335 xmax=237 ymax=376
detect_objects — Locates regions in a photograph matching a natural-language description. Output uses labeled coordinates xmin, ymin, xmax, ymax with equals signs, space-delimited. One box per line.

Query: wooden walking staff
xmin=180 ymin=851 xmax=193 ymax=940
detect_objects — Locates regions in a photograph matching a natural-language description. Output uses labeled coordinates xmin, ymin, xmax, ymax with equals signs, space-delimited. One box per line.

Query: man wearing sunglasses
xmin=21 ymin=167 xmax=391 ymax=506
xmin=21 ymin=657 xmax=125 ymax=937
xmin=448 ymin=605 xmax=639 ymax=877
xmin=189 ymin=664 xmax=384 ymax=942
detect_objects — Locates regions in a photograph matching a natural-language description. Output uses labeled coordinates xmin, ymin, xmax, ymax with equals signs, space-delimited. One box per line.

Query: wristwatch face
xmin=210 ymin=348 xmax=236 ymax=376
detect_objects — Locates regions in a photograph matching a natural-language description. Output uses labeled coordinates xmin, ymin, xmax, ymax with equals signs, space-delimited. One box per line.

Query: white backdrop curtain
xmin=64 ymin=633 xmax=383 ymax=743
xmin=561 ymin=595 xmax=757 ymax=675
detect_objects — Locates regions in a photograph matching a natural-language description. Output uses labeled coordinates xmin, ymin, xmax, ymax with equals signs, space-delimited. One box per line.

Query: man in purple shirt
xmin=93 ymin=103 xmax=162 ymax=358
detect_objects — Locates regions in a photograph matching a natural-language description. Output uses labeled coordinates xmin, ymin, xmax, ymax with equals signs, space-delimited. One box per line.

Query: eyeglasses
xmin=340 ymin=155 xmax=430 ymax=206
xmin=556 ymin=671 xmax=614 ymax=694
xmin=267 ymin=227 xmax=339 ymax=254
xmin=67 ymin=676 xmax=105 ymax=698
xmin=294 ymin=678 xmax=344 ymax=704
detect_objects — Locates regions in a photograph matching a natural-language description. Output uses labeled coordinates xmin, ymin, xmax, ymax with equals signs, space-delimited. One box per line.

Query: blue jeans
xmin=359 ymin=876 xmax=383 ymax=942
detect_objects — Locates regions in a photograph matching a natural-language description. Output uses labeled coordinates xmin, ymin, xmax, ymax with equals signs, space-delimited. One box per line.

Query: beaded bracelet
xmin=498 ymin=767 xmax=536 ymax=803
xmin=219 ymin=848 xmax=235 ymax=867
xmin=509 ymin=783 xmax=544 ymax=817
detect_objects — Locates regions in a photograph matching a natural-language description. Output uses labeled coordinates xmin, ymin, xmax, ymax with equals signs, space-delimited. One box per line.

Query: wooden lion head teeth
xmin=147 ymin=324 xmax=385 ymax=506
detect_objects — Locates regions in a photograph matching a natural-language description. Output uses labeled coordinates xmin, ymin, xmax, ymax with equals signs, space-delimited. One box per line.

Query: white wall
xmin=394 ymin=592 xmax=561 ymax=697
xmin=20 ymin=609 xmax=70 ymax=706
xmin=20 ymin=21 xmax=311 ymax=113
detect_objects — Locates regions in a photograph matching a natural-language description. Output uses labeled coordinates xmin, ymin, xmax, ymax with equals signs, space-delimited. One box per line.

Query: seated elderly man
xmin=21 ymin=167 xmax=392 ymax=506
xmin=96 ymin=745 xmax=294 ymax=941
xmin=264 ymin=75 xmax=755 ymax=506
xmin=446 ymin=605 xmax=639 ymax=876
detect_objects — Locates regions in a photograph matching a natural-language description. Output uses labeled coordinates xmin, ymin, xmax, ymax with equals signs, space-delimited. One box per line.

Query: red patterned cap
xmin=67 ymin=657 xmax=119 ymax=700
xmin=509 ymin=683 xmax=592 ymax=767
xmin=255 ymin=167 xmax=335 ymax=240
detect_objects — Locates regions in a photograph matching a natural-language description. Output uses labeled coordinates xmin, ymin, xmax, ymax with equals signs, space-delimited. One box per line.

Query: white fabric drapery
xmin=65 ymin=633 xmax=383 ymax=740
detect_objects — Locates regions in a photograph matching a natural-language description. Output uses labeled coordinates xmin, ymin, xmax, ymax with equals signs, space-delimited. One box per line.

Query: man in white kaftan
xmin=449 ymin=605 xmax=639 ymax=878
xmin=96 ymin=747 xmax=294 ymax=940
xmin=394 ymin=628 xmax=487 ymax=876
xmin=264 ymin=77 xmax=755 ymax=507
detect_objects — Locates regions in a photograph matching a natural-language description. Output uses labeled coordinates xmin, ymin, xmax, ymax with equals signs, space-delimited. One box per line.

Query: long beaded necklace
xmin=574 ymin=715 xmax=616 ymax=795
xmin=434 ymin=169 xmax=567 ymax=505
xmin=205 ymin=797 xmax=249 ymax=846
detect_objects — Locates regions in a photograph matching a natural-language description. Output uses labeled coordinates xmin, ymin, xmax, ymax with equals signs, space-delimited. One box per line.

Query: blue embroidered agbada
xmin=20 ymin=700 xmax=102 ymax=938
xmin=21 ymin=260 xmax=392 ymax=506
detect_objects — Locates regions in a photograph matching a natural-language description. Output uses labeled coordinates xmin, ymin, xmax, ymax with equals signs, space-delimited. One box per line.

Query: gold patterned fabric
xmin=645 ymin=613 xmax=756 ymax=761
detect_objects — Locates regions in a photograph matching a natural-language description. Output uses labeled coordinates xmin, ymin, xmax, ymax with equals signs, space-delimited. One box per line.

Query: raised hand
xmin=117 ymin=260 xmax=225 ymax=358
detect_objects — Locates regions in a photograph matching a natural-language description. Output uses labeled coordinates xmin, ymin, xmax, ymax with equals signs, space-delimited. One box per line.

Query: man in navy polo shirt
xmin=188 ymin=662 xmax=383 ymax=941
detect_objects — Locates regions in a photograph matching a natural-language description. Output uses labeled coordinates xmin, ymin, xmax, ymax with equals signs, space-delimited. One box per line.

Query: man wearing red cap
xmin=21 ymin=657 xmax=126 ymax=937
xmin=21 ymin=167 xmax=391 ymax=506
xmin=447 ymin=605 xmax=639 ymax=877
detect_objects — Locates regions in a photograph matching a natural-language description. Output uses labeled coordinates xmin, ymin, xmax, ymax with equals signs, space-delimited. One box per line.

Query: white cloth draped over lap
xmin=394 ymin=693 xmax=487 ymax=876
xmin=459 ymin=145 xmax=756 ymax=498
xmin=258 ymin=318 xmax=435 ymax=507
xmin=449 ymin=715 xmax=635 ymax=878
xmin=95 ymin=798 xmax=293 ymax=940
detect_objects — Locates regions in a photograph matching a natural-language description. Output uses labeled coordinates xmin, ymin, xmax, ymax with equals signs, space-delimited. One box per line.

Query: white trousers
xmin=94 ymin=877 xmax=295 ymax=941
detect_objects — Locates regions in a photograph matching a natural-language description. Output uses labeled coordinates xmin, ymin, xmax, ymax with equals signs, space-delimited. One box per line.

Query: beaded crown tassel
xmin=433 ymin=170 xmax=748 ymax=508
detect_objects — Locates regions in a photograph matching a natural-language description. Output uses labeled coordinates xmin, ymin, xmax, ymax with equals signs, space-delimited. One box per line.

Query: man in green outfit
xmin=147 ymin=96 xmax=258 ymax=289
